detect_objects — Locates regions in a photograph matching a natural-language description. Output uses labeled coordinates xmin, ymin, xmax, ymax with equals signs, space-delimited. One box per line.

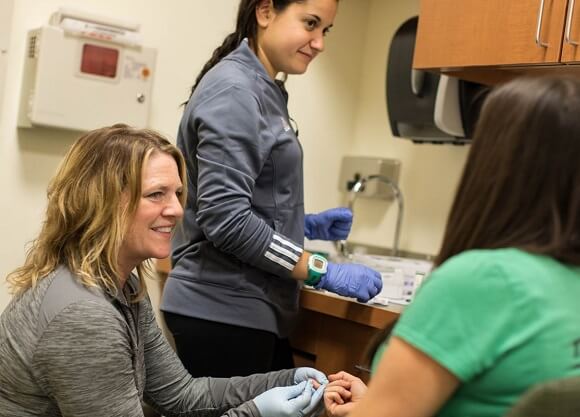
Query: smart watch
xmin=304 ymin=254 xmax=328 ymax=286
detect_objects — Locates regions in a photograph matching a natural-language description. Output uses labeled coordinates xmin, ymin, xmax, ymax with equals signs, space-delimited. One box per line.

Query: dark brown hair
xmin=435 ymin=76 xmax=580 ymax=267
xmin=186 ymin=0 xmax=304 ymax=101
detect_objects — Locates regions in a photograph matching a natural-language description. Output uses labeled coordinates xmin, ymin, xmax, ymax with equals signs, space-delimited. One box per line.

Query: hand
xmin=253 ymin=380 xmax=313 ymax=417
xmin=294 ymin=368 xmax=328 ymax=416
xmin=294 ymin=367 xmax=328 ymax=386
xmin=303 ymin=384 xmax=325 ymax=417
xmin=324 ymin=372 xmax=368 ymax=417
xmin=304 ymin=208 xmax=353 ymax=241
xmin=317 ymin=262 xmax=383 ymax=302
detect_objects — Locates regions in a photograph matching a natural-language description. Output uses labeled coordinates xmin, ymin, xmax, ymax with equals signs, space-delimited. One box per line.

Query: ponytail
xmin=185 ymin=32 xmax=244 ymax=103
xmin=185 ymin=0 xmax=261 ymax=103
xmin=184 ymin=0 xmax=300 ymax=104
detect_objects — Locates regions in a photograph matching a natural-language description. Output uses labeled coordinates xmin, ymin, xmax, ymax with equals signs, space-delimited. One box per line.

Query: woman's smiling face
xmin=256 ymin=0 xmax=338 ymax=78
xmin=118 ymin=151 xmax=184 ymax=275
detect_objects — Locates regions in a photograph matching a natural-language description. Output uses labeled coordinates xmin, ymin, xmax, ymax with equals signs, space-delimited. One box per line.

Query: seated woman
xmin=0 ymin=124 xmax=326 ymax=417
xmin=324 ymin=76 xmax=580 ymax=417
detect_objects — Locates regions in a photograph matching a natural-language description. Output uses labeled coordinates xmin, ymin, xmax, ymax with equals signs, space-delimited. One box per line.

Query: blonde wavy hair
xmin=7 ymin=124 xmax=187 ymax=301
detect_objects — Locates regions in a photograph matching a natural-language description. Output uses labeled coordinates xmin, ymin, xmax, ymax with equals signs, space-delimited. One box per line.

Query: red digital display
xmin=80 ymin=44 xmax=119 ymax=78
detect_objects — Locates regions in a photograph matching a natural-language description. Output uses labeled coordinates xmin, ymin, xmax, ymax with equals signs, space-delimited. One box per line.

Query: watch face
xmin=313 ymin=258 xmax=325 ymax=269
xmin=309 ymin=255 xmax=328 ymax=274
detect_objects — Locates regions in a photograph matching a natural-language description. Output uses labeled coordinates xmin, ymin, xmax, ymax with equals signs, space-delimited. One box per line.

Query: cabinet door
xmin=562 ymin=0 xmax=580 ymax=62
xmin=413 ymin=0 xmax=568 ymax=69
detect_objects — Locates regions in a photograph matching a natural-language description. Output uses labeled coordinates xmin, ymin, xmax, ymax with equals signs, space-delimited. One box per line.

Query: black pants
xmin=164 ymin=312 xmax=295 ymax=377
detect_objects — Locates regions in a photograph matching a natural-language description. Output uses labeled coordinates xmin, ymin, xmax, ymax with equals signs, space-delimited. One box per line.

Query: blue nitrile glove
xmin=304 ymin=207 xmax=353 ymax=241
xmin=317 ymin=262 xmax=383 ymax=303
xmin=253 ymin=380 xmax=313 ymax=417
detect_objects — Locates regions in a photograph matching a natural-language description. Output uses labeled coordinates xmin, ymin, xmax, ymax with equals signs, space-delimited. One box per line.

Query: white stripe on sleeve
xmin=269 ymin=242 xmax=300 ymax=262
xmin=265 ymin=251 xmax=294 ymax=271
xmin=272 ymin=234 xmax=302 ymax=253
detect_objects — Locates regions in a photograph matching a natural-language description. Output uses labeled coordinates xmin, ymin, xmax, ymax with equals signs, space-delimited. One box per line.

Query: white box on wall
xmin=17 ymin=8 xmax=156 ymax=131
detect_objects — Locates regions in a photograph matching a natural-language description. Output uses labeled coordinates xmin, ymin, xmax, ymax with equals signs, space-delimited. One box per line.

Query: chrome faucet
xmin=336 ymin=174 xmax=404 ymax=258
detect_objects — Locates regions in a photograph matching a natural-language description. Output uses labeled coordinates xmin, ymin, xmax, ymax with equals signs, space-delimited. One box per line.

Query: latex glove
xmin=253 ymin=380 xmax=313 ymax=417
xmin=293 ymin=367 xmax=328 ymax=386
xmin=304 ymin=208 xmax=353 ymax=241
xmin=302 ymin=384 xmax=325 ymax=417
xmin=294 ymin=368 xmax=328 ymax=417
xmin=317 ymin=262 xmax=383 ymax=303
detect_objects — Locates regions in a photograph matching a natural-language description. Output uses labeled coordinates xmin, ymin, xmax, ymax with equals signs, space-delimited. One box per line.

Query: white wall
xmin=346 ymin=0 xmax=469 ymax=256
xmin=0 ymin=0 xmax=15 ymax=115
xmin=0 ymin=0 xmax=368 ymax=310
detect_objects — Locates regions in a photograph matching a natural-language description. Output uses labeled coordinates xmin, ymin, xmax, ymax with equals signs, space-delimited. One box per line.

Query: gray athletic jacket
xmin=0 ymin=266 xmax=295 ymax=416
xmin=162 ymin=39 xmax=304 ymax=337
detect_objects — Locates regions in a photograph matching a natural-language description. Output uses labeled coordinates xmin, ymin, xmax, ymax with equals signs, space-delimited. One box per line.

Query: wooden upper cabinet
xmin=413 ymin=0 xmax=571 ymax=70
xmin=562 ymin=0 xmax=580 ymax=61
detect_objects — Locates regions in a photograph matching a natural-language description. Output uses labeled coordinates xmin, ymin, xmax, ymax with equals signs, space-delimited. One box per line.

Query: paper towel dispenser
xmin=387 ymin=17 xmax=489 ymax=144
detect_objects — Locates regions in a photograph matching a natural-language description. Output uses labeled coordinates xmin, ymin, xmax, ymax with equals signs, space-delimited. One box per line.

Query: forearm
xmin=210 ymin=369 xmax=296 ymax=410
xmin=143 ymin=298 xmax=294 ymax=415
xmin=291 ymin=251 xmax=311 ymax=281
xmin=196 ymin=161 xmax=304 ymax=278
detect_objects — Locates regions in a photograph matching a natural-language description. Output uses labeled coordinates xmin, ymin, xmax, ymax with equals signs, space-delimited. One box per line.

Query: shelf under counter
xmin=291 ymin=289 xmax=401 ymax=380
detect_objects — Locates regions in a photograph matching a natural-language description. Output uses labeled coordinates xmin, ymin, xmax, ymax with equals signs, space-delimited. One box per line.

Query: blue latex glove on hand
xmin=253 ymin=380 xmax=313 ymax=417
xmin=304 ymin=207 xmax=353 ymax=241
xmin=317 ymin=262 xmax=383 ymax=303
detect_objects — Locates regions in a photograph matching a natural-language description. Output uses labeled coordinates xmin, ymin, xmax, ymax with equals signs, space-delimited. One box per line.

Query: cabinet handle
xmin=536 ymin=0 xmax=549 ymax=47
xmin=566 ymin=0 xmax=579 ymax=45
xmin=354 ymin=364 xmax=372 ymax=374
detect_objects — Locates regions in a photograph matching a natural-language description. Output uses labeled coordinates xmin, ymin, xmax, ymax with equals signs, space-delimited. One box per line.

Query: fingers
xmin=328 ymin=371 xmax=358 ymax=382
xmin=287 ymin=380 xmax=309 ymax=398
xmin=356 ymin=286 xmax=376 ymax=303
xmin=329 ymin=226 xmax=351 ymax=240
xmin=324 ymin=378 xmax=359 ymax=417
xmin=325 ymin=207 xmax=353 ymax=221
xmin=372 ymin=272 xmax=383 ymax=292
xmin=357 ymin=270 xmax=383 ymax=302
xmin=288 ymin=381 xmax=313 ymax=410
xmin=324 ymin=390 xmax=345 ymax=405
xmin=294 ymin=367 xmax=328 ymax=385
xmin=327 ymin=379 xmax=351 ymax=390
xmin=302 ymin=384 xmax=325 ymax=415
xmin=324 ymin=384 xmax=352 ymax=401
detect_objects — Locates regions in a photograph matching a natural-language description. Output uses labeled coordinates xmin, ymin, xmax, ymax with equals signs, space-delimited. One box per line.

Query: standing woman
xmin=162 ymin=0 xmax=382 ymax=378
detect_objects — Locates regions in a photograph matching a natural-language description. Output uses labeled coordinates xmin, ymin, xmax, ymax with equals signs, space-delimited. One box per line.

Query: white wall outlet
xmin=338 ymin=156 xmax=401 ymax=200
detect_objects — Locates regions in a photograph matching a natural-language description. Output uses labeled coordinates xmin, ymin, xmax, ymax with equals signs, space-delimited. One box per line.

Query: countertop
xmin=154 ymin=257 xmax=402 ymax=329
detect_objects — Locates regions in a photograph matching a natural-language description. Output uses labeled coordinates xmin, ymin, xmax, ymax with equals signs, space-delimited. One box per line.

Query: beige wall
xmin=0 ymin=0 xmax=468 ymax=311
xmin=346 ymin=0 xmax=469 ymax=256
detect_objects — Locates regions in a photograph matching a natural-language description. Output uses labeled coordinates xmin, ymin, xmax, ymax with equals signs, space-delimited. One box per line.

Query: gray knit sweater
xmin=0 ymin=266 xmax=294 ymax=416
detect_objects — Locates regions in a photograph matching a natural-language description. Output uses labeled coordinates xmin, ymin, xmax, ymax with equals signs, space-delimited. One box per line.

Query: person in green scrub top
xmin=322 ymin=75 xmax=580 ymax=417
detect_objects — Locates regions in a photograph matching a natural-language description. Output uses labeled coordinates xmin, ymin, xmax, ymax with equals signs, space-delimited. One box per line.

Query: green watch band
xmin=304 ymin=254 xmax=328 ymax=286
